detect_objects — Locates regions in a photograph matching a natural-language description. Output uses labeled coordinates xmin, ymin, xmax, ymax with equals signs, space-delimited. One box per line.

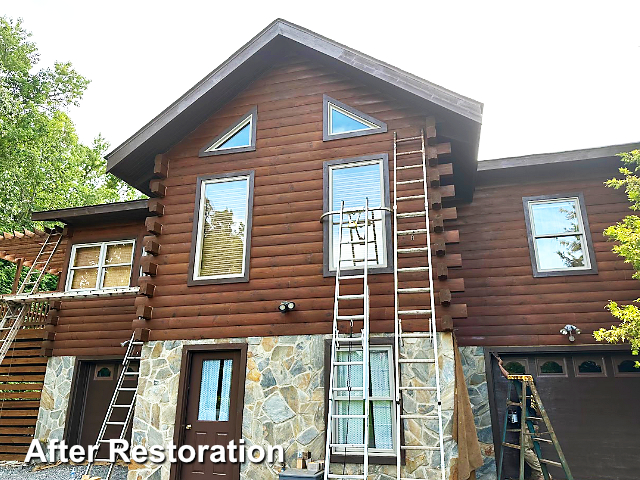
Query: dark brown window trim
xmin=187 ymin=170 xmax=255 ymax=286
xmin=323 ymin=95 xmax=387 ymax=141
xmin=323 ymin=337 xmax=402 ymax=465
xmin=198 ymin=107 xmax=257 ymax=157
xmin=522 ymin=192 xmax=598 ymax=277
xmin=322 ymin=154 xmax=393 ymax=277
xmin=170 ymin=343 xmax=247 ymax=480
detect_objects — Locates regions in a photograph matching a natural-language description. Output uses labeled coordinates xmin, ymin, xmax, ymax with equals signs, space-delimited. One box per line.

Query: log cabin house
xmin=0 ymin=19 xmax=638 ymax=480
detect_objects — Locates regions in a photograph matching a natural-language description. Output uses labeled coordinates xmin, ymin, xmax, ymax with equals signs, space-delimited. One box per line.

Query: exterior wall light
xmin=560 ymin=324 xmax=581 ymax=342
xmin=278 ymin=301 xmax=296 ymax=313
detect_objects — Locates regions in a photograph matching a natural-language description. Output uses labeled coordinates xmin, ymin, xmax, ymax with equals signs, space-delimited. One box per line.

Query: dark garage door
xmin=490 ymin=351 xmax=640 ymax=480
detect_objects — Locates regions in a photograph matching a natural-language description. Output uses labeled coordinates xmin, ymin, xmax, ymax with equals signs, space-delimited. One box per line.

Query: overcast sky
xmin=4 ymin=1 xmax=640 ymax=160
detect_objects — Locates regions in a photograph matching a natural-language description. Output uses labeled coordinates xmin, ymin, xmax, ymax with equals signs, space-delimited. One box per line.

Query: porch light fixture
xmin=278 ymin=301 xmax=296 ymax=313
xmin=560 ymin=324 xmax=581 ymax=342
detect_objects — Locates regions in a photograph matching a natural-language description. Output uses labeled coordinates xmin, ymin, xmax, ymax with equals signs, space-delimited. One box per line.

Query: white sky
xmin=3 ymin=0 xmax=640 ymax=160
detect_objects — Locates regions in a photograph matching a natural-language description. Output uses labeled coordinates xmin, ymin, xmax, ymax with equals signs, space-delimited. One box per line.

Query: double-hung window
xmin=323 ymin=155 xmax=392 ymax=276
xmin=66 ymin=240 xmax=135 ymax=291
xmin=523 ymin=194 xmax=597 ymax=277
xmin=189 ymin=172 xmax=255 ymax=285
xmin=332 ymin=345 xmax=395 ymax=455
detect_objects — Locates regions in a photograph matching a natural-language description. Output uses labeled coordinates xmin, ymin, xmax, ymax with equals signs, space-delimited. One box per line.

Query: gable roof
xmin=106 ymin=19 xmax=483 ymax=197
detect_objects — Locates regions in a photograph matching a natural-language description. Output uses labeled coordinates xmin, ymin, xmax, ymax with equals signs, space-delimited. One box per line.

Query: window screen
xmin=194 ymin=175 xmax=251 ymax=280
xmin=329 ymin=161 xmax=385 ymax=271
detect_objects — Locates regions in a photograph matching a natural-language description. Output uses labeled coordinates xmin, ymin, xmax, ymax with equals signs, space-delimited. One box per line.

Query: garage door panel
xmin=491 ymin=351 xmax=640 ymax=480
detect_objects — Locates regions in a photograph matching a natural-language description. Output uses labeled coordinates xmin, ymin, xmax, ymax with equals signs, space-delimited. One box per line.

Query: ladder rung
xmin=401 ymin=445 xmax=440 ymax=450
xmin=399 ymin=358 xmax=435 ymax=364
xmin=335 ymin=336 xmax=363 ymax=343
xmin=397 ymin=150 xmax=422 ymax=156
xmin=531 ymin=437 xmax=553 ymax=444
xmin=399 ymin=386 xmax=437 ymax=391
xmin=397 ymin=195 xmax=426 ymax=202
xmin=329 ymin=444 xmax=366 ymax=449
xmin=396 ymin=179 xmax=423 ymax=185
xmin=527 ymin=416 xmax=543 ymax=421
xmin=124 ymin=371 xmax=140 ymax=376
xmin=334 ymin=361 xmax=364 ymax=366
xmin=502 ymin=442 xmax=520 ymax=450
xmin=332 ymin=414 xmax=366 ymax=419
xmin=131 ymin=341 xmax=144 ymax=345
xmin=106 ymin=421 xmax=126 ymax=425
xmin=340 ymin=258 xmax=376 ymax=263
xmin=398 ymin=266 xmax=429 ymax=272
xmin=396 ymin=164 xmax=423 ymax=170
xmin=118 ymin=387 xmax=137 ymax=391
xmin=398 ymin=228 xmax=428 ymax=235
xmin=127 ymin=356 xmax=142 ymax=360
xmin=400 ymin=333 xmax=433 ymax=339
xmin=332 ymin=387 xmax=364 ymax=392
xmin=397 ymin=211 xmax=426 ymax=218
xmin=337 ymin=294 xmax=364 ymax=300
xmin=400 ymin=414 xmax=439 ymax=419
xmin=397 ymin=287 xmax=431 ymax=294
xmin=112 ymin=404 xmax=133 ymax=408
xmin=336 ymin=315 xmax=365 ymax=321
xmin=396 ymin=136 xmax=422 ymax=143
xmin=340 ymin=240 xmax=375 ymax=245
xmin=398 ymin=309 xmax=431 ymax=315
xmin=338 ymin=275 xmax=365 ymax=280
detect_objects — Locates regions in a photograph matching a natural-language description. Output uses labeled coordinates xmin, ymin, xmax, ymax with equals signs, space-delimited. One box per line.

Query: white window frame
xmin=205 ymin=115 xmax=253 ymax=152
xmin=328 ymin=158 xmax=388 ymax=272
xmin=331 ymin=344 xmax=396 ymax=456
xmin=65 ymin=239 xmax=135 ymax=292
xmin=192 ymin=174 xmax=251 ymax=281
xmin=527 ymin=196 xmax=591 ymax=273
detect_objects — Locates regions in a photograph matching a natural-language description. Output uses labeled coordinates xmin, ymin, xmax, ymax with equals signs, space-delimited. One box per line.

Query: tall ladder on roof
xmin=324 ymin=200 xmax=381 ymax=480
xmin=85 ymin=332 xmax=142 ymax=480
xmin=393 ymin=131 xmax=446 ymax=480
xmin=497 ymin=374 xmax=573 ymax=480
xmin=0 ymin=226 xmax=64 ymax=366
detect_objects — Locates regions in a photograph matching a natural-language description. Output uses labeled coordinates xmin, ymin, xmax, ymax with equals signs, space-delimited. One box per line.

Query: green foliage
xmin=0 ymin=16 xmax=143 ymax=233
xmin=0 ymin=258 xmax=58 ymax=295
xmin=594 ymin=150 xmax=640 ymax=366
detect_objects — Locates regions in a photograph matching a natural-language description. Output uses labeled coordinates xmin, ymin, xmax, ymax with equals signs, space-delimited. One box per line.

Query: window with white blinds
xmin=328 ymin=159 xmax=387 ymax=271
xmin=193 ymin=174 xmax=252 ymax=281
xmin=66 ymin=240 xmax=135 ymax=291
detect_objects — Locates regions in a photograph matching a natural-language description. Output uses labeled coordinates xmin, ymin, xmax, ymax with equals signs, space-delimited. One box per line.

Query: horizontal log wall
xmin=52 ymin=222 xmax=146 ymax=356
xmin=451 ymin=159 xmax=639 ymax=346
xmin=133 ymin=54 xmax=464 ymax=340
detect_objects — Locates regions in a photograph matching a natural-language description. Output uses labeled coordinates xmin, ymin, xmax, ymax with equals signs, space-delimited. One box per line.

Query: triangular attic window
xmin=323 ymin=95 xmax=387 ymax=141
xmin=199 ymin=107 xmax=257 ymax=157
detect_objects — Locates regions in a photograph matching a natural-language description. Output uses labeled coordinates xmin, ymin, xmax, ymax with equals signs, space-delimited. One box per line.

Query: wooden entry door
xmin=179 ymin=348 xmax=245 ymax=480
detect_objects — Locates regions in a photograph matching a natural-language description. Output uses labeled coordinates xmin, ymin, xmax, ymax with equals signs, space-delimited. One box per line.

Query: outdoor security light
xmin=278 ymin=301 xmax=296 ymax=313
xmin=560 ymin=324 xmax=581 ymax=342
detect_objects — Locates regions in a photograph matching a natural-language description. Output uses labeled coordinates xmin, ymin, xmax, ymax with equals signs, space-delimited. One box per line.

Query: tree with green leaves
xmin=0 ymin=16 xmax=143 ymax=293
xmin=0 ymin=16 xmax=142 ymax=233
xmin=594 ymin=150 xmax=640 ymax=365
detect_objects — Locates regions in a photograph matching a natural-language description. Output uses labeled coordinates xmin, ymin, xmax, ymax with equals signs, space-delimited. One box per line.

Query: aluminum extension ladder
xmin=497 ymin=375 xmax=573 ymax=480
xmin=0 ymin=226 xmax=64 ymax=366
xmin=323 ymin=200 xmax=385 ymax=480
xmin=393 ymin=131 xmax=446 ymax=480
xmin=85 ymin=332 xmax=143 ymax=480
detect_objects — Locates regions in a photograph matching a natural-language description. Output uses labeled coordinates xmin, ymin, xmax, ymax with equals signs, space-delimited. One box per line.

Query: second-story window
xmin=66 ymin=240 xmax=135 ymax=291
xmin=189 ymin=172 xmax=255 ymax=285
xmin=323 ymin=154 xmax=392 ymax=276
xmin=523 ymin=194 xmax=597 ymax=277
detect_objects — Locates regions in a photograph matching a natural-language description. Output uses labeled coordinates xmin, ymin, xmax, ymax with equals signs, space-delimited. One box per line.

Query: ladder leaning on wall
xmin=0 ymin=226 xmax=64 ymax=367
xmin=322 ymin=200 xmax=389 ymax=480
xmin=393 ymin=130 xmax=447 ymax=480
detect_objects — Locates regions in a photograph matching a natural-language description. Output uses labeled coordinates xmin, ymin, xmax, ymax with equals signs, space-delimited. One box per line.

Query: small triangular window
xmin=329 ymin=103 xmax=378 ymax=134
xmin=323 ymin=95 xmax=387 ymax=141
xmin=199 ymin=107 xmax=257 ymax=157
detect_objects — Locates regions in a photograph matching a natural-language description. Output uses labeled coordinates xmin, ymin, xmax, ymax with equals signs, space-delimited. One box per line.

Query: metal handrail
xmin=319 ymin=206 xmax=392 ymax=222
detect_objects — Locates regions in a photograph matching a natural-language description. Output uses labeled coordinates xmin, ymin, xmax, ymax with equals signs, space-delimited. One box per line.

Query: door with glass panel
xmin=181 ymin=350 xmax=243 ymax=479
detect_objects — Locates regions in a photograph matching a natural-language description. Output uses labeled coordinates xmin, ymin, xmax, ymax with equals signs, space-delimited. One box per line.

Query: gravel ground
xmin=0 ymin=462 xmax=128 ymax=480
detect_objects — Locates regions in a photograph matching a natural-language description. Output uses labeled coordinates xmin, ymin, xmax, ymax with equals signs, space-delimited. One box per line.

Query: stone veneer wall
xmin=34 ymin=356 xmax=76 ymax=444
xmin=459 ymin=346 xmax=497 ymax=480
xmin=128 ymin=333 xmax=457 ymax=480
